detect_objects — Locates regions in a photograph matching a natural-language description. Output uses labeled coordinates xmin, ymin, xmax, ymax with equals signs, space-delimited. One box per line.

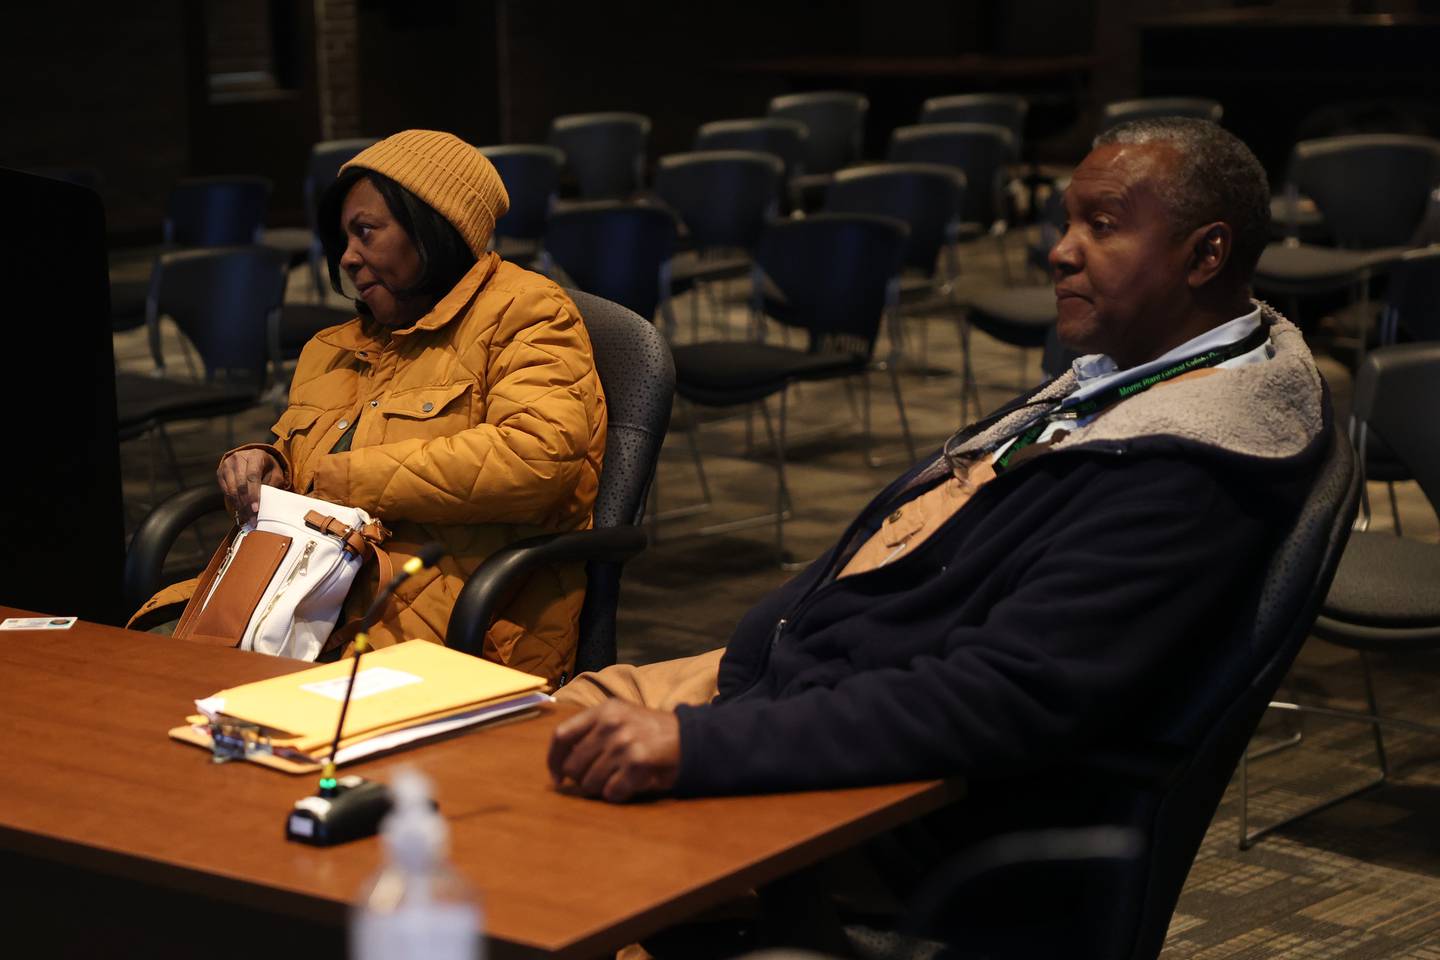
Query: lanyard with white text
xmin=991 ymin=324 xmax=1270 ymax=474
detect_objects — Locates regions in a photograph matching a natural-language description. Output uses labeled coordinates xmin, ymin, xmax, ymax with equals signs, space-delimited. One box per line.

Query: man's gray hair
xmin=1096 ymin=117 xmax=1271 ymax=282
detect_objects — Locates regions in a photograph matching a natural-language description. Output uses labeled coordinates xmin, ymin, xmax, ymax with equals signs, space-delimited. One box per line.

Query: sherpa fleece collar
xmin=947 ymin=301 xmax=1324 ymax=470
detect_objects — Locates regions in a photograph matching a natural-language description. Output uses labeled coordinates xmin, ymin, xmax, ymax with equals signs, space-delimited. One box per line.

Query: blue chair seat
xmin=1255 ymin=242 xmax=1407 ymax=289
xmin=114 ymin=372 xmax=258 ymax=441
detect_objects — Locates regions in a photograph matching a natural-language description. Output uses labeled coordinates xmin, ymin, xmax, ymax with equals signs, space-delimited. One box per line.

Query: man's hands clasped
xmin=217 ymin=449 xmax=286 ymax=526
xmin=547 ymin=701 xmax=682 ymax=803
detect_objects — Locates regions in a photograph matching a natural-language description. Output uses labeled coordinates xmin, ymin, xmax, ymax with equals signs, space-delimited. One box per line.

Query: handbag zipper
xmin=200 ymin=529 xmax=248 ymax=611
xmin=246 ymin=539 xmax=317 ymax=648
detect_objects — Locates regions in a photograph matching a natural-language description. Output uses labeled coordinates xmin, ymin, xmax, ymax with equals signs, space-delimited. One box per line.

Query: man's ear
xmin=1187 ymin=222 xmax=1232 ymax=288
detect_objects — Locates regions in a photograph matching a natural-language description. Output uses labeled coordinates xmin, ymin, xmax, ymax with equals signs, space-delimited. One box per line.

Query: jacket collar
xmin=315 ymin=253 xmax=501 ymax=356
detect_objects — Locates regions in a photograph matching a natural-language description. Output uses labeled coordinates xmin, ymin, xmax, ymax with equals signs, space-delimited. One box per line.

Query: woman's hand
xmin=217 ymin=449 xmax=286 ymax=526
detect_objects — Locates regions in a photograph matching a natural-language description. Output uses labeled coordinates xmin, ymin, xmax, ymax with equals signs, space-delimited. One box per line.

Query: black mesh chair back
xmin=693 ymin=118 xmax=808 ymax=180
xmin=480 ymin=145 xmax=565 ymax=243
xmin=1289 ymin=135 xmax=1440 ymax=249
xmin=1355 ymin=343 xmax=1440 ymax=512
xmin=305 ymin=138 xmax=377 ymax=231
xmin=653 ymin=150 xmax=783 ymax=252
xmin=1384 ymin=245 xmax=1440 ymax=342
xmin=1123 ymin=420 xmax=1358 ymax=958
xmin=920 ymin=93 xmax=1029 ymax=155
xmin=565 ymin=289 xmax=675 ymax=670
xmin=147 ymin=246 xmax=290 ymax=385
xmin=825 ymin=163 xmax=966 ymax=275
xmin=544 ymin=203 xmax=678 ymax=319
xmin=767 ymin=91 xmax=868 ymax=175
xmin=1099 ymin=97 xmax=1223 ymax=133
xmin=887 ymin=123 xmax=1015 ymax=228
xmin=164 ymin=176 xmax=271 ymax=246
xmin=755 ymin=213 xmax=908 ymax=357
xmin=547 ymin=112 xmax=650 ymax=200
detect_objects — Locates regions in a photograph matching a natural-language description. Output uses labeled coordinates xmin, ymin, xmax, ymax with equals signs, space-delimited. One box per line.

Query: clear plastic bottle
xmin=351 ymin=768 xmax=483 ymax=960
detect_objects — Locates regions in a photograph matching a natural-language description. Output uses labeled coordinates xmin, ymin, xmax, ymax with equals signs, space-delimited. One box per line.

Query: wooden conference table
xmin=0 ymin=610 xmax=961 ymax=958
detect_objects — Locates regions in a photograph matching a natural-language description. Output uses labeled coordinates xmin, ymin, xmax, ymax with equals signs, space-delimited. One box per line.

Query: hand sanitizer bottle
xmin=351 ymin=768 xmax=482 ymax=960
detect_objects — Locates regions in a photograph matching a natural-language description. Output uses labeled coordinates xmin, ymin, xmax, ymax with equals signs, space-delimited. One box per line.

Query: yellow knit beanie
xmin=341 ymin=130 xmax=510 ymax=257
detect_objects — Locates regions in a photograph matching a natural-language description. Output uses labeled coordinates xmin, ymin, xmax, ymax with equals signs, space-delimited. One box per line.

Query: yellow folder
xmin=169 ymin=641 xmax=550 ymax=773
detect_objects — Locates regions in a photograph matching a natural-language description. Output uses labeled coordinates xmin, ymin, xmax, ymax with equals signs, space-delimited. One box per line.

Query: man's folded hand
xmin=547 ymin=701 xmax=681 ymax=802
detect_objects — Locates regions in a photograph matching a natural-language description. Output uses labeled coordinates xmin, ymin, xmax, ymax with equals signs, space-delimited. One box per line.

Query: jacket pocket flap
xmin=271 ymin=405 xmax=325 ymax=440
xmin=378 ymin=381 xmax=471 ymax=421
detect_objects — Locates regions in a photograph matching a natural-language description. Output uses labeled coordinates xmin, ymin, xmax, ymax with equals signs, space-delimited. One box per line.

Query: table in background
xmin=0 ymin=609 xmax=960 ymax=958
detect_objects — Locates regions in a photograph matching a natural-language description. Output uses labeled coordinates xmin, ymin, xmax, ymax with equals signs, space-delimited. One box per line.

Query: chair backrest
xmin=543 ymin=202 xmax=678 ymax=320
xmin=481 ymin=145 xmax=566 ymax=242
xmin=1384 ymin=245 xmax=1440 ymax=342
xmin=547 ymin=112 xmax=651 ymax=199
xmin=1098 ymin=97 xmax=1223 ymax=133
xmin=693 ymin=118 xmax=808 ymax=180
xmin=147 ymin=246 xmax=290 ymax=385
xmin=653 ymin=150 xmax=783 ymax=253
xmin=754 ymin=213 xmax=908 ymax=358
xmin=887 ymin=123 xmax=1014 ymax=227
xmin=767 ymin=90 xmax=868 ymax=175
xmin=565 ymin=289 xmax=675 ymax=672
xmin=1290 ymin=134 xmax=1440 ymax=249
xmin=920 ymin=93 xmax=1029 ymax=155
xmin=305 ymin=138 xmax=378 ymax=232
xmin=1124 ymin=418 xmax=1358 ymax=958
xmin=824 ymin=163 xmax=966 ymax=275
xmin=164 ymin=176 xmax=271 ymax=246
xmin=1353 ymin=342 xmax=1440 ymax=514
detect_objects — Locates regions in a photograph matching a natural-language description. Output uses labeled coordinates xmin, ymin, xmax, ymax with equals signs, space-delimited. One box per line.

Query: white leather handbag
xmin=174 ymin=485 xmax=391 ymax=660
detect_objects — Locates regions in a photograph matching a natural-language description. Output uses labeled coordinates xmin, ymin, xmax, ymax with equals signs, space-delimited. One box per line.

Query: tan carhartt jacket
xmin=133 ymin=254 xmax=607 ymax=683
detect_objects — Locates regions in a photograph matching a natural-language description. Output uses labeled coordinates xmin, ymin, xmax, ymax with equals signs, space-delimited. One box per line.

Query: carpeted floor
xmin=114 ymin=232 xmax=1440 ymax=957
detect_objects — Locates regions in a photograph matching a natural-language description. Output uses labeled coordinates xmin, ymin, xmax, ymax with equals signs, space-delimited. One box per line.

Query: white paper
xmin=0 ymin=616 xmax=76 ymax=631
xmin=331 ymin=693 xmax=553 ymax=765
xmin=300 ymin=667 xmax=423 ymax=703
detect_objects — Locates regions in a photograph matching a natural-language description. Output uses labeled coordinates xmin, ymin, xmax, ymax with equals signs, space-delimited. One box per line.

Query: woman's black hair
xmin=317 ymin=167 xmax=477 ymax=316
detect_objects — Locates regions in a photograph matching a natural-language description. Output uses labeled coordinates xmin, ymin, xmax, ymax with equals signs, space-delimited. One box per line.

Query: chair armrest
xmin=123 ymin=485 xmax=227 ymax=613
xmin=445 ymin=526 xmax=648 ymax=656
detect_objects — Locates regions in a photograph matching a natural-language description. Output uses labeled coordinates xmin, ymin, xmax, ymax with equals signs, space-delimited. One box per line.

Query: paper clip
xmin=208 ymin=718 xmax=275 ymax=764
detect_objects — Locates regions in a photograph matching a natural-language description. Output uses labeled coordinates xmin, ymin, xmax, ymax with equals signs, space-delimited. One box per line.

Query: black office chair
xmin=266 ymin=138 xmax=377 ymax=298
xmin=542 ymin=202 xmax=680 ymax=330
xmin=112 ymin=176 xmax=275 ymax=334
xmin=665 ymin=214 xmax=910 ymax=563
xmin=919 ymin=93 xmax=1028 ymax=157
xmin=1239 ymin=344 xmax=1440 ymax=849
xmin=447 ymin=290 xmax=674 ymax=673
xmin=888 ymin=123 xmax=1014 ymax=233
xmin=1255 ymin=135 xmax=1440 ymax=345
xmin=896 ymin=419 xmax=1358 ymax=959
xmin=768 ymin=91 xmax=868 ymax=213
xmin=1097 ymin=97 xmax=1223 ymax=134
xmin=481 ymin=144 xmax=566 ymax=266
xmin=124 ymin=291 xmax=671 ymax=676
xmin=115 ymin=245 xmax=290 ymax=496
xmin=694 ymin=118 xmax=808 ymax=184
xmin=652 ymin=150 xmax=784 ymax=337
xmin=547 ymin=112 xmax=650 ymax=200
xmin=823 ymin=163 xmax=967 ymax=394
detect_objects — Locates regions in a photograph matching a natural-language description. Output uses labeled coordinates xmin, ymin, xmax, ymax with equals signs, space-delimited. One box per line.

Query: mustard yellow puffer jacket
xmin=133 ymin=254 xmax=607 ymax=683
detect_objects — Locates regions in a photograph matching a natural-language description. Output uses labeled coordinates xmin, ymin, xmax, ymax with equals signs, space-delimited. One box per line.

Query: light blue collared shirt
xmin=1065 ymin=305 xmax=1270 ymax=409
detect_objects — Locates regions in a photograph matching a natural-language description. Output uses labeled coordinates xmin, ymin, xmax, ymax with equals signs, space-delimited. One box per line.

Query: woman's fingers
xmin=216 ymin=450 xmax=281 ymax=526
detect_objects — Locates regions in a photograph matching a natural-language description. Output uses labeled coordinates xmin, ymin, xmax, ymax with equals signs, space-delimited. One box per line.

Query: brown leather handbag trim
xmin=172 ymin=525 xmax=238 ymax=643
xmin=179 ymin=531 xmax=293 ymax=647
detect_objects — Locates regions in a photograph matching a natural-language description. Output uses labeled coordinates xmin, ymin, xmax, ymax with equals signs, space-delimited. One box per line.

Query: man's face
xmin=1049 ymin=142 xmax=1196 ymax=368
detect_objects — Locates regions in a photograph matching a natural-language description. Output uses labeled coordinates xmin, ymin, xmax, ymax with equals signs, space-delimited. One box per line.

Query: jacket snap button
xmin=337 ymin=419 xmax=349 ymax=430
xmin=370 ymin=400 xmax=378 ymax=407
xmin=422 ymin=401 xmax=434 ymax=413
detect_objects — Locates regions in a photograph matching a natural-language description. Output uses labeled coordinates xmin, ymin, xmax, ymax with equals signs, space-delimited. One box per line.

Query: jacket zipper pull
xmin=771 ymin=618 xmax=788 ymax=650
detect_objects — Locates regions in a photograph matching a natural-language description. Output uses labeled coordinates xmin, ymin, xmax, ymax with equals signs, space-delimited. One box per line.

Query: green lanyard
xmin=992 ymin=325 xmax=1270 ymax=474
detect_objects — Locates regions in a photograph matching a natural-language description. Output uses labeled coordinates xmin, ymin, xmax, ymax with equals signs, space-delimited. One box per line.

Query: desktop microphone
xmin=285 ymin=543 xmax=445 ymax=846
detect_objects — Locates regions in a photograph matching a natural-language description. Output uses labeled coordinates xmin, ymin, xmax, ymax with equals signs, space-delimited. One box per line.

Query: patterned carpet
xmin=116 ymin=235 xmax=1440 ymax=958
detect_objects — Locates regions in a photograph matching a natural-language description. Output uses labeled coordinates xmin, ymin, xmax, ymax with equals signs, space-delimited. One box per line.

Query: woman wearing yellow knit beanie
xmin=138 ymin=130 xmax=608 ymax=685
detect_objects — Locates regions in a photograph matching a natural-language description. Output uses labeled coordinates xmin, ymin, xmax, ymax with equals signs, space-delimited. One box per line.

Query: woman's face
xmin=338 ymin=178 xmax=427 ymax=328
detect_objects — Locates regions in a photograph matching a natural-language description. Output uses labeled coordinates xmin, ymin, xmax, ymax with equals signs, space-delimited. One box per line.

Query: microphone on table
xmin=286 ymin=543 xmax=445 ymax=846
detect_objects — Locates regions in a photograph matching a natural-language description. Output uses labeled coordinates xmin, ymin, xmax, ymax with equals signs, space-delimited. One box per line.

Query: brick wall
xmin=315 ymin=0 xmax=360 ymax=140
